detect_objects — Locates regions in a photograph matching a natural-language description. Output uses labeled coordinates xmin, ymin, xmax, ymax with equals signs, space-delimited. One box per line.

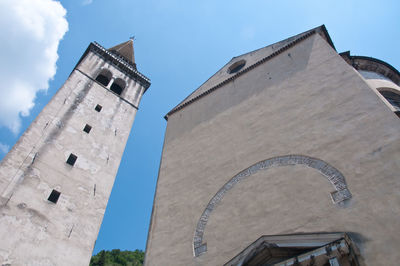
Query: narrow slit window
xmin=66 ymin=153 xmax=77 ymax=166
xmin=48 ymin=189 xmax=61 ymax=204
xmin=83 ymin=124 xmax=92 ymax=133
xmin=95 ymin=104 xmax=102 ymax=112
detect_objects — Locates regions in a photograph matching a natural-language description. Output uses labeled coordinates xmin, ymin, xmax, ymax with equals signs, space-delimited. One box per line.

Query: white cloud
xmin=82 ymin=0 xmax=93 ymax=5
xmin=0 ymin=0 xmax=68 ymax=134
xmin=0 ymin=142 xmax=9 ymax=154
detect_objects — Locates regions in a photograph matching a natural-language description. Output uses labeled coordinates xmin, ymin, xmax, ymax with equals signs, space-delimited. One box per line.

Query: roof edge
xmin=340 ymin=52 xmax=400 ymax=85
xmin=165 ymin=28 xmax=322 ymax=120
xmin=164 ymin=25 xmax=335 ymax=120
xmin=318 ymin=24 xmax=336 ymax=51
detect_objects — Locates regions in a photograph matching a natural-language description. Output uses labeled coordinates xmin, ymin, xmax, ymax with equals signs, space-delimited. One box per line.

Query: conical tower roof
xmin=108 ymin=39 xmax=135 ymax=65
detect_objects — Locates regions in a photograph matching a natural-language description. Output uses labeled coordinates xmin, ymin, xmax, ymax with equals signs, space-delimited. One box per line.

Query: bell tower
xmin=0 ymin=40 xmax=150 ymax=265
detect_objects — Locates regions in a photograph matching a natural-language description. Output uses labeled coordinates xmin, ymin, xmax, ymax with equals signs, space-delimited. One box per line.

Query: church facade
xmin=145 ymin=26 xmax=400 ymax=265
xmin=0 ymin=40 xmax=150 ymax=265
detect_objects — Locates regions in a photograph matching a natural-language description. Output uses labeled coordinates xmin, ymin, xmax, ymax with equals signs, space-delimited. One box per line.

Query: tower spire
xmin=108 ymin=39 xmax=136 ymax=67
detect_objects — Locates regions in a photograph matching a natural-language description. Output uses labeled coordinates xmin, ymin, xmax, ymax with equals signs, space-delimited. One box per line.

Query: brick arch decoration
xmin=193 ymin=155 xmax=352 ymax=257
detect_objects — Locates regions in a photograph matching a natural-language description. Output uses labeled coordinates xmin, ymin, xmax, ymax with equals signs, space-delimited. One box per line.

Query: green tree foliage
xmin=90 ymin=249 xmax=144 ymax=266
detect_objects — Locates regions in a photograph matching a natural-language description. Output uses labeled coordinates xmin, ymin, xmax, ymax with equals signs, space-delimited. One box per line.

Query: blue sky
xmin=0 ymin=0 xmax=399 ymax=256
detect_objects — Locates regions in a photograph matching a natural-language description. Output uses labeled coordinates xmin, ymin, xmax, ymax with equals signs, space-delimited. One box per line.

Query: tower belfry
xmin=0 ymin=40 xmax=150 ymax=265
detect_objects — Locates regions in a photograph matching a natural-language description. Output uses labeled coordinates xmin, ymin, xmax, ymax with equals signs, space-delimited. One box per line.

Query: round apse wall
xmin=227 ymin=59 xmax=246 ymax=74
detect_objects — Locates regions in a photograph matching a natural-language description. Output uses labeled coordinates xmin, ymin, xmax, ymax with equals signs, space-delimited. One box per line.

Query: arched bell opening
xmin=95 ymin=69 xmax=112 ymax=87
xmin=110 ymin=78 xmax=126 ymax=95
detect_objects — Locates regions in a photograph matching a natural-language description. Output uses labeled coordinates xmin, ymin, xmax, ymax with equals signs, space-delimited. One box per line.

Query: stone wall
xmin=145 ymin=33 xmax=400 ymax=265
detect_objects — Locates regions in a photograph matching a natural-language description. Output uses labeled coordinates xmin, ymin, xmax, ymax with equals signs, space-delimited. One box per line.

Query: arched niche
xmin=193 ymin=155 xmax=351 ymax=257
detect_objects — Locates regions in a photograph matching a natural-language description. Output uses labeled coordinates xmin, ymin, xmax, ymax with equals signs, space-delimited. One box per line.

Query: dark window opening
xmin=110 ymin=83 xmax=123 ymax=95
xmin=48 ymin=189 xmax=61 ymax=204
xmin=110 ymin=78 xmax=126 ymax=96
xmin=380 ymin=90 xmax=400 ymax=111
xmin=228 ymin=59 xmax=246 ymax=74
xmin=83 ymin=124 xmax=92 ymax=133
xmin=95 ymin=69 xmax=112 ymax=87
xmin=95 ymin=104 xmax=102 ymax=112
xmin=66 ymin=153 xmax=77 ymax=166
xmin=95 ymin=74 xmax=110 ymax=87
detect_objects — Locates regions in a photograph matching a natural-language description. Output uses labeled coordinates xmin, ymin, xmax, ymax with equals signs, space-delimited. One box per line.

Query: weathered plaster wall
xmin=145 ymin=33 xmax=400 ymax=265
xmin=0 ymin=50 xmax=145 ymax=265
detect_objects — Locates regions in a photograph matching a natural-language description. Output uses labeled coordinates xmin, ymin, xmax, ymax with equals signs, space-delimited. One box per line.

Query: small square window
xmin=95 ymin=104 xmax=102 ymax=112
xmin=83 ymin=124 xmax=92 ymax=133
xmin=48 ymin=189 xmax=61 ymax=204
xmin=66 ymin=153 xmax=77 ymax=166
